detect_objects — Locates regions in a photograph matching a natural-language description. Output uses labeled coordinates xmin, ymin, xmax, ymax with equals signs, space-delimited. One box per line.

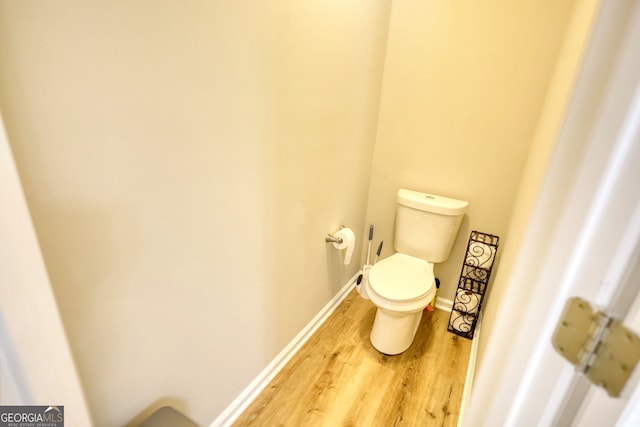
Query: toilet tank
xmin=394 ymin=189 xmax=468 ymax=263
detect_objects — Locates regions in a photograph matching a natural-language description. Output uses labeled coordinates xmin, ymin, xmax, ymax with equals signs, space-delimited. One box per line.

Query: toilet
xmin=365 ymin=189 xmax=468 ymax=355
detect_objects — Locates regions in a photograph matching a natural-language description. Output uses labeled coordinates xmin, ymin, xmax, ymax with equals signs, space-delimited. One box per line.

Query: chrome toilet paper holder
xmin=325 ymin=225 xmax=346 ymax=244
xmin=325 ymin=234 xmax=343 ymax=244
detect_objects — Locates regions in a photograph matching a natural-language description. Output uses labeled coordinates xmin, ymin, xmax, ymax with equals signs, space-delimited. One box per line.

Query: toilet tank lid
xmin=397 ymin=189 xmax=468 ymax=216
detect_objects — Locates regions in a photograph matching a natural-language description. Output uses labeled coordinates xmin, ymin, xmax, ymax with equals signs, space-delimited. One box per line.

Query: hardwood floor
xmin=233 ymin=289 xmax=472 ymax=427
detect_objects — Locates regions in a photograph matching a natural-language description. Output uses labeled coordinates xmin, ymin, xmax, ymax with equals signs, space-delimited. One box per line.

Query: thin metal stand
xmin=447 ymin=230 xmax=499 ymax=340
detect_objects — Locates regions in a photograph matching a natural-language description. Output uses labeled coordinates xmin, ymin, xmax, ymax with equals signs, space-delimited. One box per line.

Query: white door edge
xmin=465 ymin=0 xmax=640 ymax=425
xmin=0 ymin=112 xmax=94 ymax=425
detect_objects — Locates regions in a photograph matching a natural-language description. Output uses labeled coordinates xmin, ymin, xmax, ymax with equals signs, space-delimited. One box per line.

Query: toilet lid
xmin=368 ymin=253 xmax=434 ymax=301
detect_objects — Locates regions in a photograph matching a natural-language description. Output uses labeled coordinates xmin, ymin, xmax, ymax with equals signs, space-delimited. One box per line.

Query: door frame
xmin=464 ymin=0 xmax=640 ymax=425
xmin=0 ymin=113 xmax=94 ymax=425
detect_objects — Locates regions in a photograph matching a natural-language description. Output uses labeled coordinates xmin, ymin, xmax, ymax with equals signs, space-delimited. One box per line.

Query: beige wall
xmin=0 ymin=1 xmax=391 ymax=425
xmin=366 ymin=0 xmax=577 ymax=301
xmin=475 ymin=0 xmax=601 ymax=363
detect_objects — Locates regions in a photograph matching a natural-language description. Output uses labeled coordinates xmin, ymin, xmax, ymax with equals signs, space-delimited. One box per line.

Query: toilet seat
xmin=368 ymin=253 xmax=434 ymax=302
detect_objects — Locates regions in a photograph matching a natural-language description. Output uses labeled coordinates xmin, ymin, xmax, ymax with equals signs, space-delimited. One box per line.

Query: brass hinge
xmin=552 ymin=297 xmax=640 ymax=397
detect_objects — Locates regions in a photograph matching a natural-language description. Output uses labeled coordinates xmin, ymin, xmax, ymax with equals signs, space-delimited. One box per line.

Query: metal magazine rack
xmin=447 ymin=231 xmax=499 ymax=340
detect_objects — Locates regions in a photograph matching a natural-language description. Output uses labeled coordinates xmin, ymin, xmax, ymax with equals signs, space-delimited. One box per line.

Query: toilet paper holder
xmin=325 ymin=225 xmax=347 ymax=244
xmin=325 ymin=234 xmax=343 ymax=244
xmin=327 ymin=226 xmax=356 ymax=265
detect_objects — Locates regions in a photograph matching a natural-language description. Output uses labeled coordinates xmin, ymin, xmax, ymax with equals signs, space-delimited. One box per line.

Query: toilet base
xmin=370 ymin=307 xmax=424 ymax=355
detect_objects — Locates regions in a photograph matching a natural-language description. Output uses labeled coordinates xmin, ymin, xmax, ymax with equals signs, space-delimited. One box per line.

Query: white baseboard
xmin=436 ymin=297 xmax=453 ymax=312
xmin=456 ymin=316 xmax=482 ymax=427
xmin=210 ymin=273 xmax=359 ymax=427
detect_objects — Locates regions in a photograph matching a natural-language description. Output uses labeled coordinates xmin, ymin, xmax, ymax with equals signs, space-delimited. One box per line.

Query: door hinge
xmin=552 ymin=297 xmax=640 ymax=397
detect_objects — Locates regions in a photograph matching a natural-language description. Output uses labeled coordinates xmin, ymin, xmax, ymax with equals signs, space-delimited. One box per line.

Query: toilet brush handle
xmin=374 ymin=241 xmax=384 ymax=264
xmin=366 ymin=225 xmax=373 ymax=265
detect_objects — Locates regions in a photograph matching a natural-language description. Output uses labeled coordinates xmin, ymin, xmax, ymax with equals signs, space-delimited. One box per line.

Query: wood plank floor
xmin=232 ymin=289 xmax=472 ymax=427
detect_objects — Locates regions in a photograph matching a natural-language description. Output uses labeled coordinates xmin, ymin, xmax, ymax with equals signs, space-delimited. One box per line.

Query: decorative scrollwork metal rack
xmin=447 ymin=230 xmax=499 ymax=340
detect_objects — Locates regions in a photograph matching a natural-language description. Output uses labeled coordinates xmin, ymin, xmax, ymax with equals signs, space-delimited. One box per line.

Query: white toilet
xmin=365 ymin=189 xmax=468 ymax=355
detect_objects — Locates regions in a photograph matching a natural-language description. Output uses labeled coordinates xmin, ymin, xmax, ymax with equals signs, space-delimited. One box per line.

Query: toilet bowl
xmin=366 ymin=253 xmax=436 ymax=355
